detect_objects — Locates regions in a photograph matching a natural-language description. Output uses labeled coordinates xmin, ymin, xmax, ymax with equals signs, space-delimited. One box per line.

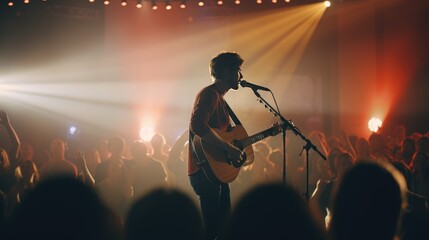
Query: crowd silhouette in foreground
xmin=0 ymin=109 xmax=428 ymax=240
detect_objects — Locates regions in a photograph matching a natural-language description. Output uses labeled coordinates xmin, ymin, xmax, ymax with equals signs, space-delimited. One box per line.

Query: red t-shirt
xmin=188 ymin=84 xmax=231 ymax=175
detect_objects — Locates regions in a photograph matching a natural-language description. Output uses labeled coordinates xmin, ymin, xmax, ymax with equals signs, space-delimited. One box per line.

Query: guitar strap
xmin=225 ymin=102 xmax=242 ymax=126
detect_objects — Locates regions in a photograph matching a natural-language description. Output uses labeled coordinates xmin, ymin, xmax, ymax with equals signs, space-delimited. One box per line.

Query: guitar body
xmin=192 ymin=125 xmax=255 ymax=184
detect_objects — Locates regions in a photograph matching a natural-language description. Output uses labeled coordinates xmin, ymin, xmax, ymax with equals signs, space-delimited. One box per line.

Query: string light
xmin=136 ymin=0 xmax=142 ymax=8
xmin=4 ymin=0 xmax=301 ymax=10
xmin=152 ymin=0 xmax=158 ymax=10
xmin=165 ymin=0 xmax=172 ymax=10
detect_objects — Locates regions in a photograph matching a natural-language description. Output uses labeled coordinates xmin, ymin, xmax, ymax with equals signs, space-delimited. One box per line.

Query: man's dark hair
xmin=209 ymin=52 xmax=243 ymax=80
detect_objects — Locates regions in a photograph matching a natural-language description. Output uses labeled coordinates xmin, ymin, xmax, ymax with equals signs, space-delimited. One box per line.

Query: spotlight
xmin=198 ymin=1 xmax=204 ymax=6
xmin=368 ymin=117 xmax=382 ymax=133
xmin=24 ymin=0 xmax=30 ymax=4
xmin=166 ymin=0 xmax=172 ymax=10
xmin=324 ymin=1 xmax=331 ymax=7
xmin=152 ymin=0 xmax=158 ymax=10
xmin=121 ymin=0 xmax=127 ymax=6
xmin=67 ymin=125 xmax=80 ymax=139
xmin=256 ymin=0 xmax=262 ymax=4
xmin=272 ymin=0 xmax=277 ymax=3
xmin=140 ymin=127 xmax=155 ymax=142
xmin=180 ymin=0 xmax=186 ymax=8
xmin=104 ymin=0 xmax=109 ymax=5
xmin=89 ymin=0 xmax=95 ymax=3
xmin=136 ymin=0 xmax=142 ymax=8
xmin=217 ymin=0 xmax=223 ymax=5
xmin=8 ymin=1 xmax=14 ymax=6
xmin=235 ymin=0 xmax=240 ymax=4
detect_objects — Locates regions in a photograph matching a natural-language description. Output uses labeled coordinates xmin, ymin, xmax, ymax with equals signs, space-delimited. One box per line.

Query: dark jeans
xmin=189 ymin=170 xmax=231 ymax=240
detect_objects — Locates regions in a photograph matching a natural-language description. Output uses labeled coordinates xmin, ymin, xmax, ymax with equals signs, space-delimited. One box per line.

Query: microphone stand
xmin=252 ymin=89 xmax=326 ymax=200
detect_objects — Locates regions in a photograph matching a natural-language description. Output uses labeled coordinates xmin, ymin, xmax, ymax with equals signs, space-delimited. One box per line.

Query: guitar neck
xmin=240 ymin=127 xmax=276 ymax=148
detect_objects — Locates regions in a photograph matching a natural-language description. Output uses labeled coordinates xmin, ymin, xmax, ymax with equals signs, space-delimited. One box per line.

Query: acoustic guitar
xmin=192 ymin=123 xmax=283 ymax=184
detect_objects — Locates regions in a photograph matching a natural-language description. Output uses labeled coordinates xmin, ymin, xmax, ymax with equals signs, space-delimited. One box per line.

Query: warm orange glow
xmin=166 ymin=4 xmax=172 ymax=10
xmin=257 ymin=0 xmax=262 ymax=4
xmin=198 ymin=1 xmax=204 ymax=6
xmin=180 ymin=3 xmax=186 ymax=8
xmin=136 ymin=3 xmax=142 ymax=8
xmin=104 ymin=0 xmax=109 ymax=5
xmin=24 ymin=0 xmax=30 ymax=4
xmin=121 ymin=1 xmax=127 ymax=6
xmin=235 ymin=0 xmax=240 ymax=4
xmin=8 ymin=1 xmax=14 ymax=6
xmin=217 ymin=0 xmax=223 ymax=5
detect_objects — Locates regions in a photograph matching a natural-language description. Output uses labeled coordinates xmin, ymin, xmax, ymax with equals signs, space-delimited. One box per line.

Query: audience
xmin=1 ymin=109 xmax=428 ymax=240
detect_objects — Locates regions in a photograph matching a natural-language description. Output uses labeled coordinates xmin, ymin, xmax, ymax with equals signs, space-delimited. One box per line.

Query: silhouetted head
xmin=50 ymin=138 xmax=66 ymax=160
xmin=108 ymin=136 xmax=126 ymax=156
xmin=131 ymin=140 xmax=149 ymax=160
xmin=6 ymin=176 xmax=122 ymax=240
xmin=223 ymin=183 xmax=326 ymax=240
xmin=329 ymin=161 xmax=407 ymax=240
xmin=210 ymin=52 xmax=243 ymax=81
xmin=125 ymin=188 xmax=203 ymax=240
xmin=150 ymin=133 xmax=166 ymax=151
xmin=334 ymin=152 xmax=354 ymax=178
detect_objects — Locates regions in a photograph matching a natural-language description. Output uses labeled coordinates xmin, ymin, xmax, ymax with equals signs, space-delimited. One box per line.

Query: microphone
xmin=239 ymin=80 xmax=270 ymax=91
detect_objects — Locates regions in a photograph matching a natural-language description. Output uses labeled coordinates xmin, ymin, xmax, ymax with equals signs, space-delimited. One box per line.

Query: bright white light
xmin=69 ymin=125 xmax=77 ymax=135
xmin=140 ymin=127 xmax=155 ymax=142
xmin=368 ymin=117 xmax=382 ymax=133
xmin=324 ymin=1 xmax=331 ymax=7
